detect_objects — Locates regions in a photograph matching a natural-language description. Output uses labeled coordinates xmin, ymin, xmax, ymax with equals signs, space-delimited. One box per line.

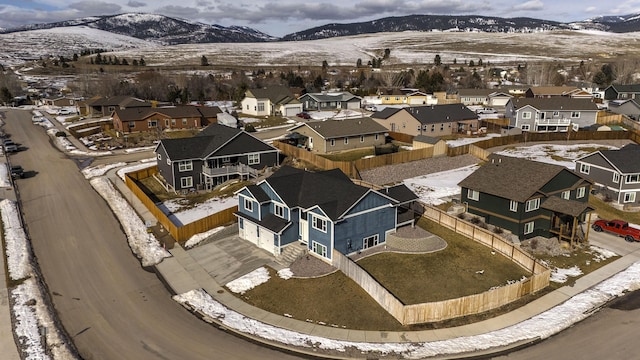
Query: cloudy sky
xmin=0 ymin=0 xmax=638 ymax=37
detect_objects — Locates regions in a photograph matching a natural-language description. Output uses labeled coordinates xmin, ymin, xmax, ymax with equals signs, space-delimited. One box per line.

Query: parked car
xmin=365 ymin=105 xmax=378 ymax=112
xmin=10 ymin=165 xmax=24 ymax=179
xmin=4 ymin=144 xmax=18 ymax=153
xmin=296 ymin=112 xmax=311 ymax=119
xmin=592 ymin=219 xmax=640 ymax=242
xmin=476 ymin=107 xmax=497 ymax=114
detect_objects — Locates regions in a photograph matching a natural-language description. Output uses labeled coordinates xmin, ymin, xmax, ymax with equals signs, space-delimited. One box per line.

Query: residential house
xmin=287 ymin=117 xmax=387 ymax=154
xmin=459 ymin=156 xmax=593 ymax=241
xmin=506 ymin=97 xmax=600 ymax=132
xmin=525 ymin=86 xmax=592 ymax=99
xmin=575 ymin=144 xmax=640 ymax=206
xmin=604 ymin=84 xmax=640 ymax=101
xmin=240 ymin=86 xmax=303 ymax=116
xmin=608 ymin=99 xmax=640 ymax=120
xmin=216 ymin=112 xmax=238 ymax=128
xmin=376 ymin=88 xmax=436 ymax=106
xmin=457 ymin=89 xmax=513 ymax=108
xmin=112 ymin=105 xmax=221 ymax=134
xmin=154 ymin=123 xmax=280 ymax=191
xmin=41 ymin=97 xmax=78 ymax=107
xmin=85 ymin=95 xmax=152 ymax=118
xmin=371 ymin=104 xmax=479 ymax=136
xmin=298 ymin=91 xmax=362 ymax=111
xmin=235 ymin=166 xmax=419 ymax=261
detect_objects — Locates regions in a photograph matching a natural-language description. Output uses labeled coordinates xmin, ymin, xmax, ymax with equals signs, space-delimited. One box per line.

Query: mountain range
xmin=1 ymin=12 xmax=640 ymax=44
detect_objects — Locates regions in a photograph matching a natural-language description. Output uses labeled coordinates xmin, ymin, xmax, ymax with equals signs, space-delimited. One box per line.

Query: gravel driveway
xmin=359 ymin=154 xmax=480 ymax=185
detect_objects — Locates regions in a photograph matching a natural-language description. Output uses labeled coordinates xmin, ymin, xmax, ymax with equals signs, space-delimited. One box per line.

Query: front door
xmin=299 ymin=211 xmax=309 ymax=244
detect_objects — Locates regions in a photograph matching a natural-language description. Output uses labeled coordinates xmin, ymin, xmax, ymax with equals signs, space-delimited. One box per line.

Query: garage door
xmin=241 ymin=223 xmax=276 ymax=254
xmin=285 ymin=107 xmax=299 ymax=116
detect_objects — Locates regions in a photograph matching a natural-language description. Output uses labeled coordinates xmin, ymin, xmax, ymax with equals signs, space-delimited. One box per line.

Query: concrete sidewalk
xmin=105 ymin=165 xmax=640 ymax=357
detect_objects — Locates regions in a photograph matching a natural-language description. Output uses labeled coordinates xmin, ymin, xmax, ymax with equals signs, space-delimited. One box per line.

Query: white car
xmin=365 ymin=105 xmax=377 ymax=112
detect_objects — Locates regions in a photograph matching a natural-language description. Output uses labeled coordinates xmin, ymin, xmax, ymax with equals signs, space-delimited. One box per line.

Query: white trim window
xmin=244 ymin=198 xmax=253 ymax=212
xmin=524 ymin=221 xmax=534 ymax=235
xmin=613 ymin=172 xmax=620 ymax=183
xmin=248 ymin=153 xmax=260 ymax=165
xmin=180 ymin=176 xmax=193 ymax=188
xmin=571 ymin=111 xmax=580 ymax=118
xmin=521 ymin=124 xmax=530 ymax=131
xmin=312 ymin=241 xmax=328 ymax=258
xmin=360 ymin=135 xmax=365 ymax=143
xmin=166 ymin=159 xmax=171 ymax=166
xmin=626 ymin=174 xmax=640 ymax=184
xmin=330 ymin=139 xmax=335 ymax=146
xmin=577 ymin=187 xmax=586 ymax=199
xmin=344 ymin=137 xmax=349 ymax=144
xmin=525 ymin=198 xmax=540 ymax=212
xmin=509 ymin=200 xmax=518 ymax=212
xmin=561 ymin=190 xmax=570 ymax=200
xmin=274 ymin=203 xmax=285 ymax=219
xmin=148 ymin=120 xmax=158 ymax=128
xmin=312 ymin=215 xmax=327 ymax=233
xmin=178 ymin=160 xmax=193 ymax=172
xmin=363 ymin=234 xmax=379 ymax=249
xmin=157 ymin=154 xmax=162 ymax=160
xmin=624 ymin=192 xmax=636 ymax=203
xmin=521 ymin=111 xmax=532 ymax=119
xmin=467 ymin=189 xmax=479 ymax=201
xmin=579 ymin=163 xmax=590 ymax=174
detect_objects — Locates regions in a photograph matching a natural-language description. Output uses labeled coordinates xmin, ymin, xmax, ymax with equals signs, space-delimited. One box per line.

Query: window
xmin=222 ymin=156 xmax=231 ymax=163
xmin=440 ymin=123 xmax=444 ymax=131
xmin=248 ymin=153 xmax=260 ymax=165
xmin=171 ymin=119 xmax=176 ymax=125
xmin=375 ymin=134 xmax=379 ymax=140
xmin=467 ymin=189 xmax=479 ymax=201
xmin=257 ymin=102 xmax=265 ymax=112
xmin=431 ymin=124 xmax=435 ymax=132
xmin=422 ymin=124 xmax=427 ymax=131
xmin=577 ymin=187 xmax=586 ymax=199
xmin=521 ymin=124 xmax=530 ymax=131
xmin=363 ymin=234 xmax=379 ymax=249
xmin=274 ymin=204 xmax=285 ymax=218
xmin=178 ymin=160 xmax=193 ymax=172
xmin=417 ymin=125 xmax=421 ymax=131
xmin=180 ymin=176 xmax=193 ymax=188
xmin=624 ymin=193 xmax=636 ymax=203
xmin=182 ymin=118 xmax=187 ymax=125
xmin=553 ymin=111 xmax=559 ymax=116
xmin=312 ymin=241 xmax=327 ymax=258
xmin=613 ymin=173 xmax=620 ymax=183
xmin=580 ymin=163 xmax=590 ymax=174
xmin=166 ymin=159 xmax=171 ymax=166
xmin=360 ymin=135 xmax=365 ymax=142
xmin=524 ymin=221 xmax=534 ymax=235
xmin=129 ymin=121 xmax=135 ymax=129
xmin=244 ymin=198 xmax=253 ymax=212
xmin=165 ymin=119 xmax=169 ymax=127
xmin=148 ymin=120 xmax=157 ymax=128
xmin=626 ymin=174 xmax=640 ymax=184
xmin=344 ymin=137 xmax=349 ymax=144
xmin=157 ymin=153 xmax=162 ymax=160
xmin=561 ymin=190 xmax=570 ymax=200
xmin=522 ymin=111 xmax=532 ymax=119
xmin=239 ymin=218 xmax=244 ymax=229
xmin=312 ymin=215 xmax=327 ymax=232
xmin=571 ymin=111 xmax=580 ymax=118
xmin=525 ymin=198 xmax=540 ymax=212
xmin=330 ymin=139 xmax=335 ymax=146
xmin=509 ymin=200 xmax=518 ymax=212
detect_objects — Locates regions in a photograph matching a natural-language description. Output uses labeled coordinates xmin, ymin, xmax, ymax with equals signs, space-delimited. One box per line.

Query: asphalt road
xmin=4 ymin=109 xmax=301 ymax=360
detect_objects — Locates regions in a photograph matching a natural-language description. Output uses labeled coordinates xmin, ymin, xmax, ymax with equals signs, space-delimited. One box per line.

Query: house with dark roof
xmin=371 ymin=104 xmax=478 ymax=136
xmin=575 ymin=144 xmax=640 ymax=206
xmin=286 ymin=117 xmax=387 ymax=153
xmin=235 ymin=166 xmax=418 ymax=261
xmin=154 ymin=123 xmax=279 ymax=191
xmin=298 ymin=91 xmax=362 ymax=110
xmin=112 ymin=105 xmax=222 ymax=134
xmin=607 ymin=99 xmax=640 ymax=120
xmin=604 ymin=84 xmax=640 ymax=101
xmin=457 ymin=89 xmax=513 ymax=108
xmin=505 ymin=97 xmax=600 ymax=132
xmin=525 ymin=86 xmax=592 ymax=99
xmin=459 ymin=156 xmax=593 ymax=241
xmin=84 ymin=95 xmax=152 ymax=117
xmin=240 ymin=86 xmax=303 ymax=116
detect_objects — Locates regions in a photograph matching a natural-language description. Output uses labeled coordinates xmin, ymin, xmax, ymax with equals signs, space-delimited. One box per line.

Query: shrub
xmin=55 ymin=131 xmax=67 ymax=137
xmin=470 ymin=217 xmax=481 ymax=225
xmin=457 ymin=213 xmax=466 ymax=220
xmin=493 ymin=227 xmax=504 ymax=234
xmin=244 ymin=124 xmax=256 ymax=132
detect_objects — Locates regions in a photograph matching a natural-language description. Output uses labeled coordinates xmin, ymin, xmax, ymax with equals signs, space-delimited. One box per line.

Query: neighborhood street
xmin=3 ymin=109 xmax=300 ymax=359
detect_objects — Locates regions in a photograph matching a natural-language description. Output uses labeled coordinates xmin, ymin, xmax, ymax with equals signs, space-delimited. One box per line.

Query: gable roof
xmin=406 ymin=104 xmax=478 ymax=124
xmin=371 ymin=107 xmax=403 ymax=119
xmin=87 ymin=95 xmax=151 ymax=108
xmin=114 ymin=105 xmax=222 ymax=121
xmin=264 ymin=166 xmax=370 ymax=221
xmin=606 ymin=84 xmax=640 ymax=93
xmin=510 ymin=97 xmax=599 ymax=111
xmin=526 ymin=86 xmax=580 ymax=96
xmin=300 ymin=92 xmax=361 ymax=102
xmin=290 ymin=117 xmax=387 ymax=139
xmin=594 ymin=146 xmax=640 ymax=173
xmin=158 ymin=123 xmax=276 ymax=161
xmin=458 ymin=156 xmax=569 ymax=202
xmin=246 ymin=86 xmax=297 ymax=105
xmin=541 ymin=196 xmax=593 ymax=217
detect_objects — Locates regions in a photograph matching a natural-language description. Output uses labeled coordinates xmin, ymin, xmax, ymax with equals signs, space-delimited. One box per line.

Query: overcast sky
xmin=0 ymin=0 xmax=638 ymax=37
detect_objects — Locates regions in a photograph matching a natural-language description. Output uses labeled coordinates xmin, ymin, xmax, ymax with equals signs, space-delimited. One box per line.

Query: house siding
xmin=334 ymin=207 xmax=396 ymax=254
xmin=373 ymin=111 xmax=421 ymax=136
xmin=512 ymin=106 xmax=597 ymax=132
xmin=238 ymin=193 xmax=260 ymax=219
xmin=575 ymin=154 xmax=640 ymax=205
xmin=345 ymin=192 xmax=392 ymax=215
xmin=307 ymin=209 xmax=333 ymax=261
xmin=323 ymin=133 xmax=385 ymax=153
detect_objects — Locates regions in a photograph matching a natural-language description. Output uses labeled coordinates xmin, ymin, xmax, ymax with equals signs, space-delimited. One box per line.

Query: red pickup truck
xmin=592 ymin=219 xmax=640 ymax=242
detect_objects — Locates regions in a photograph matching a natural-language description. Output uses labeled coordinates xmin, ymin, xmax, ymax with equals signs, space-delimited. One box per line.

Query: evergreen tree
xmin=383 ymin=48 xmax=391 ymax=59
xmin=356 ymin=58 xmax=362 ymax=68
xmin=0 ymin=87 xmax=12 ymax=105
xmin=201 ymin=55 xmax=209 ymax=66
xmin=434 ymin=54 xmax=441 ymax=66
xmin=132 ymin=59 xmax=138 ymax=66
xmin=139 ymin=57 xmax=146 ymax=66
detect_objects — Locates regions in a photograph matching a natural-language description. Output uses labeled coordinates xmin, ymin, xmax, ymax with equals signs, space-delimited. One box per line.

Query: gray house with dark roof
xmin=604 ymin=84 xmax=640 ymax=101
xmin=371 ymin=104 xmax=478 ymax=136
xmin=506 ymin=97 xmax=600 ymax=132
xmin=608 ymin=99 xmax=640 ymax=120
xmin=459 ymin=156 xmax=593 ymax=241
xmin=154 ymin=123 xmax=280 ymax=191
xmin=85 ymin=95 xmax=152 ymax=117
xmin=287 ymin=117 xmax=387 ymax=153
xmin=235 ymin=166 xmax=418 ymax=261
xmin=298 ymin=91 xmax=362 ymax=110
xmin=575 ymin=144 xmax=640 ymax=206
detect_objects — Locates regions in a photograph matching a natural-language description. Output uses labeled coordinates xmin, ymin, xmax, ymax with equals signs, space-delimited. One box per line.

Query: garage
xmin=283 ymin=104 xmax=302 ymax=116
xmin=240 ymin=222 xmax=276 ymax=254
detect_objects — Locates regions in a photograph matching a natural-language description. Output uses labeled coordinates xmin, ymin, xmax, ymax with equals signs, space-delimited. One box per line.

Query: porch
xmin=543 ymin=197 xmax=594 ymax=248
xmin=201 ymin=163 xmax=258 ymax=189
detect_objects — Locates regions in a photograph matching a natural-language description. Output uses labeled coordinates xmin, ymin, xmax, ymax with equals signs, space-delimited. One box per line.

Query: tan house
xmin=112 ymin=105 xmax=221 ymax=134
xmin=287 ymin=117 xmax=387 ymax=154
xmin=525 ymin=86 xmax=593 ymax=99
xmin=377 ymin=88 xmax=436 ymax=106
xmin=372 ymin=104 xmax=479 ymax=137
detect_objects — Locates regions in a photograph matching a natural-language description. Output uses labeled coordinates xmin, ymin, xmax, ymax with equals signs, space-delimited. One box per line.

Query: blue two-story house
xmin=234 ymin=166 xmax=418 ymax=263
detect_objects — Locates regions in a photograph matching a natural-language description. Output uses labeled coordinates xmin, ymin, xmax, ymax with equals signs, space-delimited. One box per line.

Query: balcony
xmin=202 ymin=163 xmax=258 ymax=178
xmin=537 ymin=117 xmax=571 ymax=126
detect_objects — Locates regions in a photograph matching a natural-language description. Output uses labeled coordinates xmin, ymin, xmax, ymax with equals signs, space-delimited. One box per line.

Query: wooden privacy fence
xmin=124 ymin=166 xmax=237 ymax=242
xmin=332 ymin=202 xmax=550 ymax=325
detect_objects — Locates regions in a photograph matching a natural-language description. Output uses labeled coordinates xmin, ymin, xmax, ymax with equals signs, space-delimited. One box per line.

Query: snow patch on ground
xmin=116 ymin=161 xmax=157 ymax=180
xmin=495 ymin=143 xmax=618 ymax=170
xmin=403 ymin=165 xmax=479 ymax=205
xmin=1 ymin=199 xmax=33 ymax=280
xmin=160 ymin=196 xmax=238 ymax=226
xmin=277 ymin=268 xmax=294 ymax=280
xmin=226 ymin=267 xmax=270 ymax=294
xmin=82 ymin=162 xmax=127 ymax=179
xmin=184 ymin=226 xmax=224 ymax=249
xmin=550 ymin=266 xmax=583 ymax=283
